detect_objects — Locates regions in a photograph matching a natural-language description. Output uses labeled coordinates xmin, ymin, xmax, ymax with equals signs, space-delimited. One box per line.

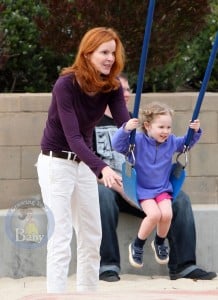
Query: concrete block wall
xmin=0 ymin=92 xmax=218 ymax=209
xmin=0 ymin=93 xmax=218 ymax=278
xmin=0 ymin=205 xmax=218 ymax=277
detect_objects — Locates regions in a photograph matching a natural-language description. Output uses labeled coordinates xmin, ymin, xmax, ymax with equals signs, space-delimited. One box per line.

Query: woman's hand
xmin=101 ymin=166 xmax=122 ymax=188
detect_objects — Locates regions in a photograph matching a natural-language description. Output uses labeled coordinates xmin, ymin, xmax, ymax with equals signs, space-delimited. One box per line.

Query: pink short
xmin=139 ymin=192 xmax=172 ymax=203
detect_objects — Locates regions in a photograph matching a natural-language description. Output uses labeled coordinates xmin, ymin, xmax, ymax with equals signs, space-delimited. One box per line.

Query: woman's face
xmin=89 ymin=39 xmax=116 ymax=75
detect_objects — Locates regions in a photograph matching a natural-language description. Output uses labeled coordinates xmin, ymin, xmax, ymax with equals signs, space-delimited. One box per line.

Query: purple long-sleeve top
xmin=41 ymin=74 xmax=130 ymax=177
xmin=112 ymin=126 xmax=202 ymax=199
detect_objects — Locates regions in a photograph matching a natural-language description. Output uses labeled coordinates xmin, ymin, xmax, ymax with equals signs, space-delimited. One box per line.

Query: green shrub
xmin=147 ymin=1 xmax=218 ymax=92
xmin=0 ymin=0 xmax=71 ymax=92
xmin=1 ymin=0 xmax=216 ymax=92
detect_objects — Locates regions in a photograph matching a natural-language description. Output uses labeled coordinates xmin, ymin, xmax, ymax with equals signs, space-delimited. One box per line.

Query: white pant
xmin=37 ymin=153 xmax=101 ymax=293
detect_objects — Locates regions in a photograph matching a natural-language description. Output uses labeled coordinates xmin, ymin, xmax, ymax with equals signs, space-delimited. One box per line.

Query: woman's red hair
xmin=61 ymin=27 xmax=125 ymax=93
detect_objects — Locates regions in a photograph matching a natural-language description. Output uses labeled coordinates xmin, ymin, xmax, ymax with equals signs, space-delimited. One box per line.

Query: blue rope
xmin=129 ymin=0 xmax=156 ymax=146
xmin=184 ymin=32 xmax=218 ymax=150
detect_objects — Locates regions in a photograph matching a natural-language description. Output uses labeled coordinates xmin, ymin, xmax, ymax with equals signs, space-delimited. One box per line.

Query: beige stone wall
xmin=0 ymin=92 xmax=218 ymax=209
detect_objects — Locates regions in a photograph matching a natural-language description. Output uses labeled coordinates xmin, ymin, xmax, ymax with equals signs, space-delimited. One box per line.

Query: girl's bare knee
xmin=161 ymin=211 xmax=173 ymax=223
xmin=148 ymin=211 xmax=161 ymax=224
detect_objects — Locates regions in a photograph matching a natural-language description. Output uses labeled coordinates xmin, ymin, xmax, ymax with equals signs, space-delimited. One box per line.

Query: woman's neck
xmin=104 ymin=106 xmax=112 ymax=118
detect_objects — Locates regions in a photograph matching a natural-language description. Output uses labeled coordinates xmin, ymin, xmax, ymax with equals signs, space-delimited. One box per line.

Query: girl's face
xmin=90 ymin=39 xmax=116 ymax=75
xmin=145 ymin=114 xmax=172 ymax=143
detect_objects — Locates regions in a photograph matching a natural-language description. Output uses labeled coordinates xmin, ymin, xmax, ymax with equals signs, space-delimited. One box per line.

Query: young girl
xmin=36 ymin=27 xmax=130 ymax=293
xmin=112 ymin=102 xmax=202 ymax=268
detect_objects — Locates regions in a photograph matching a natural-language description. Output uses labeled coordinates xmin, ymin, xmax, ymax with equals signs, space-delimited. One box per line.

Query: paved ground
xmin=20 ymin=290 xmax=218 ymax=300
xmin=0 ymin=274 xmax=217 ymax=300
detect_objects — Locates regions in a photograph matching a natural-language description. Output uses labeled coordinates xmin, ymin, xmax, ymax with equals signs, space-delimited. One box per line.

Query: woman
xmin=36 ymin=27 xmax=130 ymax=293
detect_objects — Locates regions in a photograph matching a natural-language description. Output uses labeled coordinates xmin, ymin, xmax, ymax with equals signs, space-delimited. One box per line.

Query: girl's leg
xmin=72 ymin=162 xmax=102 ymax=292
xmin=129 ymin=200 xmax=161 ymax=268
xmin=151 ymin=199 xmax=173 ymax=264
xmin=157 ymin=199 xmax=173 ymax=238
xmin=138 ymin=199 xmax=161 ymax=239
xmin=37 ymin=154 xmax=75 ymax=293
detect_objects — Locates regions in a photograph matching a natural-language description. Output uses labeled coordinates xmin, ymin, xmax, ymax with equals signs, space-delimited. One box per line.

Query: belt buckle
xmin=62 ymin=150 xmax=77 ymax=161
xmin=72 ymin=153 xmax=77 ymax=161
xmin=62 ymin=150 xmax=72 ymax=160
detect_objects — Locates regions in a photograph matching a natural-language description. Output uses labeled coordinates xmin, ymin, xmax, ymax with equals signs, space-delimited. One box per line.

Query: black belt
xmin=42 ymin=150 xmax=81 ymax=162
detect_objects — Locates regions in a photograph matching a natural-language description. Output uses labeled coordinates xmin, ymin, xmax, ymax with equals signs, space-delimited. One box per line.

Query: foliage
xmin=0 ymin=3 xmax=9 ymax=71
xmin=0 ymin=0 xmax=216 ymax=92
xmin=35 ymin=0 xmax=211 ymax=88
xmin=0 ymin=0 xmax=71 ymax=92
xmin=180 ymin=1 xmax=218 ymax=91
xmin=148 ymin=1 xmax=218 ymax=92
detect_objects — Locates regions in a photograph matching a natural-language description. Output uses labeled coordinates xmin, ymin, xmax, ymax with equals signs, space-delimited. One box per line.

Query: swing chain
xmin=125 ymin=144 xmax=136 ymax=166
xmin=128 ymin=144 xmax=135 ymax=152
xmin=182 ymin=145 xmax=189 ymax=153
xmin=176 ymin=151 xmax=188 ymax=169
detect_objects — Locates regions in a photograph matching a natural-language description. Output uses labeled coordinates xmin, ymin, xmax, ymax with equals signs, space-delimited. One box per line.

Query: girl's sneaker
xmin=128 ymin=242 xmax=144 ymax=268
xmin=151 ymin=240 xmax=169 ymax=264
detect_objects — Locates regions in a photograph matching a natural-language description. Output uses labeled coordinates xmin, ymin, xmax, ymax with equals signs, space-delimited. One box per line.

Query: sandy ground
xmin=0 ymin=274 xmax=218 ymax=300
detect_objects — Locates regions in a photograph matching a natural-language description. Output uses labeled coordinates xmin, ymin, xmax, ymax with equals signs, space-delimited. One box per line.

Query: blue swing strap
xmin=171 ymin=32 xmax=218 ymax=199
xmin=126 ymin=0 xmax=156 ymax=164
xmin=122 ymin=0 xmax=155 ymax=207
xmin=175 ymin=31 xmax=218 ymax=167
xmin=184 ymin=31 xmax=218 ymax=151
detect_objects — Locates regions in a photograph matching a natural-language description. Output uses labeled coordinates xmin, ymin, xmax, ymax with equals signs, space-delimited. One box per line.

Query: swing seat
xmin=169 ymin=161 xmax=186 ymax=199
xmin=122 ymin=160 xmax=186 ymax=207
xmin=122 ymin=161 xmax=141 ymax=208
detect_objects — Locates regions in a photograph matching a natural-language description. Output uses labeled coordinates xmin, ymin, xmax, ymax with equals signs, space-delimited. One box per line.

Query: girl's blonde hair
xmin=139 ymin=102 xmax=174 ymax=133
xmin=61 ymin=27 xmax=125 ymax=93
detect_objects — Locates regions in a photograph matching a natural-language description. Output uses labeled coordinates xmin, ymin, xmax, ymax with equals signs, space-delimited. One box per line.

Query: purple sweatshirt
xmin=41 ymin=74 xmax=130 ymax=177
xmin=112 ymin=126 xmax=202 ymax=199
